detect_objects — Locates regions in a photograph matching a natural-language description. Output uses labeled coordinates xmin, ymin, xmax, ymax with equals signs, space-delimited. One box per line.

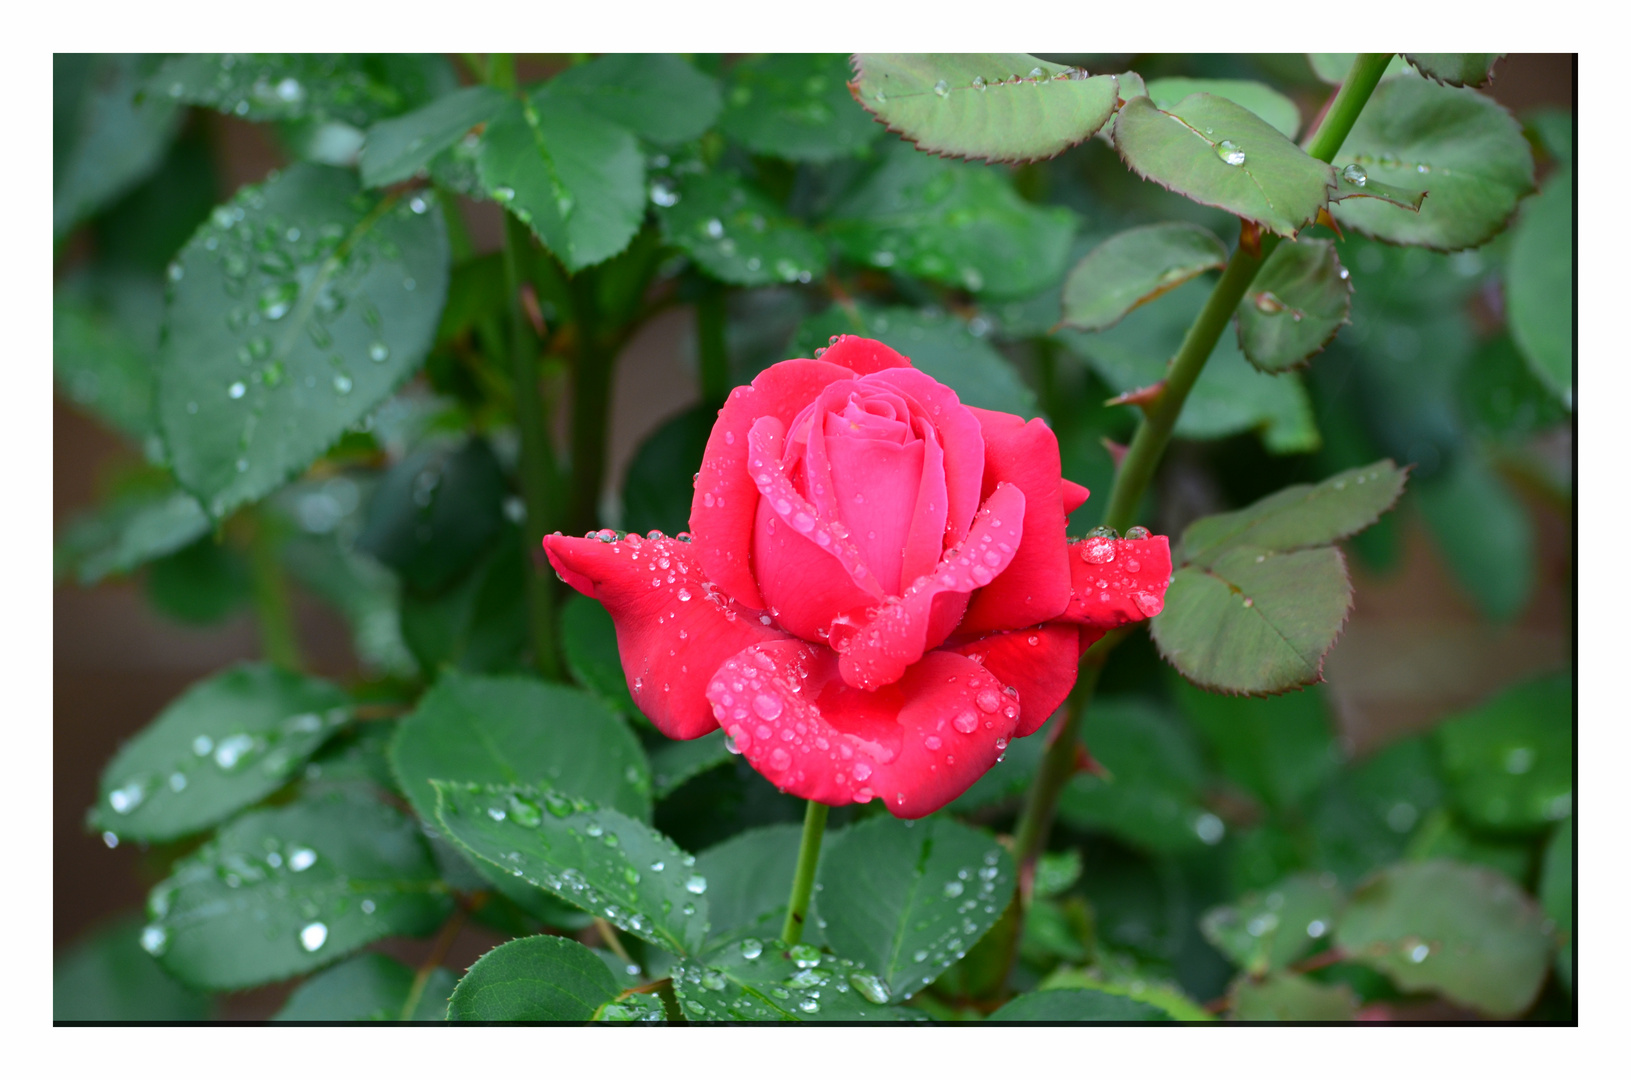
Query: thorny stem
xmin=781 ymin=800 xmax=830 ymax=946
xmin=1000 ymin=51 xmax=1396 ymax=991
xmin=247 ymin=510 xmax=302 ymax=671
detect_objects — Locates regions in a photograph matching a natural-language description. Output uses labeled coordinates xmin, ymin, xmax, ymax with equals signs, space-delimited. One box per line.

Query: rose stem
xmin=491 ymin=54 xmax=564 ymax=680
xmin=247 ymin=508 xmax=303 ymax=671
xmin=567 ymin=270 xmax=617 ymax=535
xmin=780 ymin=800 xmax=831 ymax=946
xmin=1001 ymin=51 xmax=1394 ymax=978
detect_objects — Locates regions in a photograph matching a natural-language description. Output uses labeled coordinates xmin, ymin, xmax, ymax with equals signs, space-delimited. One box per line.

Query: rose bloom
xmin=545 ymin=336 xmax=1170 ymax=817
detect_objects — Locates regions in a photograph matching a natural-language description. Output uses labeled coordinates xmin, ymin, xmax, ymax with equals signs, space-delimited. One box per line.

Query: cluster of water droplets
xmin=675 ymin=943 xmax=901 ymax=1020
xmin=159 ymin=55 xmax=392 ymax=126
xmin=441 ymin=783 xmax=708 ymax=946
xmin=1075 ymin=526 xmax=1165 ymax=618
xmin=105 ymin=707 xmax=348 ymax=829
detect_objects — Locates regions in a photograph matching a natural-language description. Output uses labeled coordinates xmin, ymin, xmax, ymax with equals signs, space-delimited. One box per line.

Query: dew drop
xmin=1215 ymin=139 xmax=1246 ymax=167
xmin=1342 ymin=162 xmax=1368 ymax=187
xmin=299 ymin=922 xmax=328 ymax=951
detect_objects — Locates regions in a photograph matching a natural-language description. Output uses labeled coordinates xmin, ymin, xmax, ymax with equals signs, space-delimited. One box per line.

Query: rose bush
xmin=545 ymin=336 xmax=1172 ymax=817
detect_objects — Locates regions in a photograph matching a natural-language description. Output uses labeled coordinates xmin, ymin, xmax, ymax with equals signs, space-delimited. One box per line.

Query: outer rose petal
xmin=831 ymin=482 xmax=1026 ymax=691
xmin=543 ymin=533 xmax=789 ymax=739
xmin=706 ymin=640 xmax=1020 ymax=819
xmin=958 ymin=408 xmax=1074 ymax=636
xmin=1060 ymin=535 xmax=1174 ymax=628
xmin=948 ymin=624 xmax=1081 ymax=738
xmin=691 ymin=358 xmax=857 ymax=610
xmin=816 ymin=334 xmax=914 ymax=376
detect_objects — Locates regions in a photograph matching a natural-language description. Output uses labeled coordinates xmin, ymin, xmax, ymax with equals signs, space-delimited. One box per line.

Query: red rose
xmin=545 ymin=336 xmax=1171 ymax=817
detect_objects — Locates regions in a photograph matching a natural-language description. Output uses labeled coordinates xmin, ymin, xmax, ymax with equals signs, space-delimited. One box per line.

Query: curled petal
xmin=958 ymin=408 xmax=1074 ymax=636
xmin=1060 ymin=535 xmax=1174 ymax=628
xmin=706 ymin=640 xmax=1020 ymax=819
xmin=948 ymin=623 xmax=1080 ymax=738
xmin=691 ymin=359 xmax=856 ymax=610
xmin=543 ymin=533 xmax=789 ymax=739
xmin=831 ymin=482 xmax=1026 ymax=691
xmin=1062 ymin=479 xmax=1090 ymax=517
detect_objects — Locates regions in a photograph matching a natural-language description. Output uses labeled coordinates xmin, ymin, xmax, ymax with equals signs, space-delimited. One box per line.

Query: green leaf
xmin=1307 ymin=54 xmax=1410 ymax=85
xmin=826 ymin=146 xmax=1076 ymax=299
xmin=1229 ymin=971 xmax=1357 ymax=1020
xmin=719 ymin=54 xmax=881 ymax=162
xmin=54 ymin=914 xmax=210 ymax=1021
xmin=433 ymin=781 xmax=708 ymax=955
xmin=852 ymin=54 xmax=1118 ymax=163
xmin=1178 ymin=460 xmax=1407 ymax=567
xmin=355 ymin=437 xmax=508 ymax=594
xmin=1334 ymin=860 xmax=1551 ymax=1017
xmin=1057 ymin=697 xmax=1215 ymax=854
xmin=1235 ymin=238 xmax=1352 ymax=372
xmin=446 ymin=934 xmax=624 ymax=1021
xmin=1457 ymin=333 xmax=1569 ymax=442
xmin=158 ymin=164 xmax=450 ymax=520
xmin=1505 ymin=168 xmax=1573 ymax=407
xmin=621 ymin=404 xmax=712 ymax=538
xmin=273 ymin=952 xmax=455 ymax=1020
xmin=1060 ymin=278 xmax=1320 ymax=453
xmin=55 ymin=486 xmax=210 ymax=586
xmin=92 ymin=662 xmax=349 ymax=842
xmin=790 ymin=305 xmax=1037 ymax=417
xmin=1434 ymin=672 xmax=1572 ymax=831
xmin=1306 ymin=736 xmax=1446 ymax=886
xmin=55 ymin=54 xmax=180 ymax=240
xmin=1415 ymin=451 xmax=1535 ymax=621
xmin=1330 ymin=75 xmax=1535 ymax=251
xmin=392 ymin=671 xmax=651 ymax=828
xmin=656 ymin=170 xmax=827 ymax=287
xmin=476 ymin=95 xmax=644 ymax=272
xmin=280 ymin=528 xmax=417 ymax=678
xmin=53 ymin=291 xmax=159 ymax=444
xmin=1112 ymin=93 xmax=1335 ymax=238
xmin=1200 ymin=873 xmax=1342 ymax=976
xmin=672 ymin=947 xmax=909 ymax=1021
xmin=1144 ymin=78 xmax=1300 ymax=140
xmin=149 ymin=54 xmax=453 ymax=128
xmin=1039 ymin=965 xmax=1214 ymax=1021
xmin=548 ymin=53 xmax=721 ymax=145
xmin=652 ymin=732 xmax=734 ymax=800
xmin=397 ymin=535 xmax=528 ymax=675
xmin=145 ymin=790 xmax=450 ymax=991
xmin=693 ymin=823 xmax=821 ymax=952
xmin=360 ymin=85 xmax=508 ymax=188
xmin=560 ymin=592 xmax=641 ymax=719
xmin=145 ymin=535 xmax=252 ymax=625
xmin=816 ymin=816 xmax=1015 ymax=1002
xmin=1403 ymin=54 xmax=1504 ymax=88
xmin=989 ymin=987 xmax=1171 ymax=1021
xmin=1060 ymin=222 xmax=1227 ymax=332
xmin=1406 ymin=808 xmax=1535 ymax=883
xmin=1173 ymin=681 xmax=1337 ymax=811
xmin=1540 ymin=817 xmax=1572 ymax=991
xmin=1154 ymin=547 xmax=1351 ymax=695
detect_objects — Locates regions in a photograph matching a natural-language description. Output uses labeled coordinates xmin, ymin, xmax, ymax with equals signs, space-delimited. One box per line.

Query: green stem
xmin=998 ymin=53 xmax=1396 ymax=992
xmin=247 ymin=512 xmax=302 ymax=671
xmin=781 ymin=800 xmax=830 ymax=946
xmin=696 ymin=280 xmax=730 ymax=411
xmin=502 ymin=213 xmax=563 ymax=680
xmin=568 ymin=275 xmax=616 ymax=536
xmin=1011 ymin=639 xmax=1112 ymax=881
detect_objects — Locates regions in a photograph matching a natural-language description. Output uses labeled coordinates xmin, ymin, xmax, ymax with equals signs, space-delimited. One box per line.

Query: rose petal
xmin=947 ymin=624 xmax=1080 ymax=738
xmin=860 ymin=367 xmax=985 ymax=548
xmin=706 ymin=640 xmax=1020 ymax=819
xmin=958 ymin=409 xmax=1074 ymax=636
xmin=543 ymin=533 xmax=789 ymax=739
xmin=1060 ymin=535 xmax=1174 ymax=628
xmin=831 ymin=482 xmax=1026 ymax=691
xmin=1063 ymin=479 xmax=1090 ymax=516
xmin=817 ymin=334 xmax=914 ymax=376
xmin=692 ymin=358 xmax=856 ymax=610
